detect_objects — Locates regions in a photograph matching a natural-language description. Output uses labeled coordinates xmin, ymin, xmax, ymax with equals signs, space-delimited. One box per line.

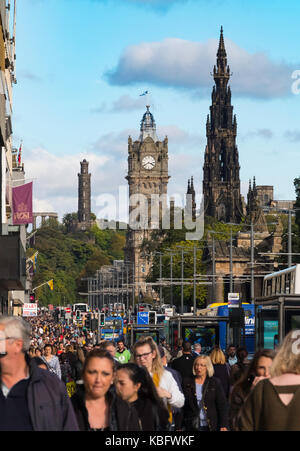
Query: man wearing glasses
xmin=0 ymin=316 xmax=78 ymax=431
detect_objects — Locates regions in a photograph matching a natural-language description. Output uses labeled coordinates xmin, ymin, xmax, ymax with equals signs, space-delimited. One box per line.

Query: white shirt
xmin=154 ymin=369 xmax=185 ymax=409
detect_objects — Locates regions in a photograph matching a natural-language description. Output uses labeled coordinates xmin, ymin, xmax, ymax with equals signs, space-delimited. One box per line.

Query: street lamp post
xmin=193 ymin=246 xmax=196 ymax=313
xmin=230 ymin=228 xmax=233 ymax=293
xmin=251 ymin=222 xmax=255 ymax=303
xmin=288 ymin=209 xmax=292 ymax=268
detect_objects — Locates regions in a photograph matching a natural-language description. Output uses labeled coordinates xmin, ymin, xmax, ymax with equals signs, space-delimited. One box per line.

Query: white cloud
xmin=106 ymin=37 xmax=296 ymax=99
xmin=23 ymin=123 xmax=205 ymax=222
xmin=90 ymin=95 xmax=147 ymax=114
xmin=25 ymin=147 xmax=110 ymax=220
xmin=240 ymin=128 xmax=274 ymax=141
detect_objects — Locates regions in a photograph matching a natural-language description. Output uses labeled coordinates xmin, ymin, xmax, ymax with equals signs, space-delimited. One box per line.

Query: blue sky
xmin=13 ymin=0 xmax=300 ymax=221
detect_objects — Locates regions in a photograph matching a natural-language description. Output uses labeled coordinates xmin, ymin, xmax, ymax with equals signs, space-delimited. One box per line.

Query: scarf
xmin=152 ymin=372 xmax=173 ymax=424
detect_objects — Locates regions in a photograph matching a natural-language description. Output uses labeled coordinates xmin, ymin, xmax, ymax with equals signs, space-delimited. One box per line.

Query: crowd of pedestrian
xmin=1 ymin=311 xmax=300 ymax=431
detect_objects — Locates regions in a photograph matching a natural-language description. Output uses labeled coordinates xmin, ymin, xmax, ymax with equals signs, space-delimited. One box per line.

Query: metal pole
xmin=170 ymin=254 xmax=173 ymax=307
xmin=132 ymin=263 xmax=135 ymax=310
xmin=212 ymin=237 xmax=216 ymax=301
xmin=230 ymin=228 xmax=233 ymax=293
xmin=117 ymin=269 xmax=119 ymax=304
xmin=100 ymin=272 xmax=104 ymax=311
xmin=121 ymin=266 xmax=124 ymax=305
xmin=159 ymin=253 xmax=163 ymax=307
xmin=87 ymin=278 xmax=91 ymax=309
xmin=288 ymin=209 xmax=292 ymax=268
xmin=181 ymin=248 xmax=184 ymax=314
xmin=193 ymin=246 xmax=197 ymax=314
xmin=126 ymin=265 xmax=129 ymax=311
xmin=112 ymin=270 xmax=115 ymax=306
xmin=251 ymin=222 xmax=255 ymax=303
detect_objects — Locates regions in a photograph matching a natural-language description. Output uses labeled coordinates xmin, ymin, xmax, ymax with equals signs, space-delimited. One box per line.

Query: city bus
xmin=99 ymin=316 xmax=125 ymax=342
xmin=72 ymin=303 xmax=89 ymax=313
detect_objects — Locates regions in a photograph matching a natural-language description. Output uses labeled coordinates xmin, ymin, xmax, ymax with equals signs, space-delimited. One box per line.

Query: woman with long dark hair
xmin=229 ymin=348 xmax=275 ymax=429
xmin=71 ymin=349 xmax=140 ymax=431
xmin=115 ymin=363 xmax=169 ymax=431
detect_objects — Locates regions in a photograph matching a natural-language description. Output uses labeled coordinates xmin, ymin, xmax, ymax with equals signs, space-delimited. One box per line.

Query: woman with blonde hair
xmin=210 ymin=347 xmax=231 ymax=398
xmin=133 ymin=336 xmax=184 ymax=428
xmin=236 ymin=330 xmax=300 ymax=431
xmin=182 ymin=355 xmax=229 ymax=431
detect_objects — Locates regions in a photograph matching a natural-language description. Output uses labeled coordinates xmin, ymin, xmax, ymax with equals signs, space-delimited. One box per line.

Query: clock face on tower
xmin=142 ymin=155 xmax=156 ymax=170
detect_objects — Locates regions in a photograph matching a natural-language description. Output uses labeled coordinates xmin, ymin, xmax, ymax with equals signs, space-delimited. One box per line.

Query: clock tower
xmin=125 ymin=106 xmax=169 ymax=297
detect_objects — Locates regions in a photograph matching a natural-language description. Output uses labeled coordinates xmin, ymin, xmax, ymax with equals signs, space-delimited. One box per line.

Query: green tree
xmin=30 ymin=219 xmax=125 ymax=306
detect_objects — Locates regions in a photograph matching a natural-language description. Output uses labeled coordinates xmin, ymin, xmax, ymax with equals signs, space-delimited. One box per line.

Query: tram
xmin=262 ymin=264 xmax=300 ymax=297
xmin=255 ymin=265 xmax=300 ymax=349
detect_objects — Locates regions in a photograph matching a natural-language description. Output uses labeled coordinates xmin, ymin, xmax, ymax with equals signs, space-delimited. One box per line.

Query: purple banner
xmin=12 ymin=182 xmax=33 ymax=225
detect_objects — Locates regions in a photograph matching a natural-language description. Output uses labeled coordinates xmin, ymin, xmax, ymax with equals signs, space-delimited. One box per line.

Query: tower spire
xmin=214 ymin=26 xmax=229 ymax=82
xmin=139 ymin=105 xmax=158 ymax=142
xmin=217 ymin=26 xmax=226 ymax=59
xmin=187 ymin=178 xmax=191 ymax=194
xmin=203 ymin=28 xmax=243 ymax=223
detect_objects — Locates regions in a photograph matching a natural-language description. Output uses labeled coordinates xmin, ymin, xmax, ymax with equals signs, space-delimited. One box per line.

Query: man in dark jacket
xmin=170 ymin=341 xmax=196 ymax=380
xmin=0 ymin=316 xmax=78 ymax=431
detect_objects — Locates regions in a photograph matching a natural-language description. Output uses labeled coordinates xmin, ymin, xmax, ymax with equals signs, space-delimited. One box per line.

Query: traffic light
xmin=29 ymin=292 xmax=35 ymax=302
xmin=149 ymin=311 xmax=156 ymax=324
xmin=76 ymin=310 xmax=82 ymax=321
xmin=91 ymin=318 xmax=98 ymax=331
xmin=100 ymin=313 xmax=105 ymax=326
xmin=85 ymin=313 xmax=92 ymax=329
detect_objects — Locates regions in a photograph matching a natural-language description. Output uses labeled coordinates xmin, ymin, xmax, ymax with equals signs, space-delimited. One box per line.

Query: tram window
xmin=291 ymin=272 xmax=295 ymax=294
xmin=271 ymin=278 xmax=276 ymax=295
xmin=281 ymin=275 xmax=285 ymax=293
xmin=134 ymin=332 xmax=159 ymax=343
xmin=285 ymin=273 xmax=291 ymax=294
xmin=291 ymin=315 xmax=300 ymax=330
xmin=263 ymin=320 xmax=278 ymax=349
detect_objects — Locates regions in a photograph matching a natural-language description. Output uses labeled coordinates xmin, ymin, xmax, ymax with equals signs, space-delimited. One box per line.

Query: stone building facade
xmin=124 ymin=106 xmax=169 ymax=296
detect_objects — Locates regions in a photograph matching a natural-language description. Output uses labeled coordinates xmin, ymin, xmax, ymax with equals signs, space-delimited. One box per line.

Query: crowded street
xmin=1 ymin=308 xmax=300 ymax=435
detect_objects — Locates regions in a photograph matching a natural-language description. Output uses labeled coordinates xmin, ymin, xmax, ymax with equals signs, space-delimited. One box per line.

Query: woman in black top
xmin=210 ymin=347 xmax=231 ymax=398
xmin=182 ymin=355 xmax=229 ymax=431
xmin=115 ymin=363 xmax=169 ymax=431
xmin=71 ymin=349 xmax=140 ymax=431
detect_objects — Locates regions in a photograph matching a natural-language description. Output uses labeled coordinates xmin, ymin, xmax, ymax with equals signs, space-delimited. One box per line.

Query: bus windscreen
xmin=183 ymin=327 xmax=217 ymax=355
